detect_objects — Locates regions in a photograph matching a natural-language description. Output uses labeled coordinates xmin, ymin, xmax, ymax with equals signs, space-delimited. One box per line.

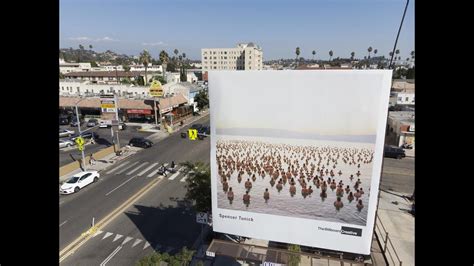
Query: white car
xmin=59 ymin=139 xmax=75 ymax=149
xmin=60 ymin=171 xmax=100 ymax=194
xmin=59 ymin=128 xmax=75 ymax=137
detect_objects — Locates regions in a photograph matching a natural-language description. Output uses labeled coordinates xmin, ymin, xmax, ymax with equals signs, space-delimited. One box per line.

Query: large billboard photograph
xmin=210 ymin=70 xmax=392 ymax=255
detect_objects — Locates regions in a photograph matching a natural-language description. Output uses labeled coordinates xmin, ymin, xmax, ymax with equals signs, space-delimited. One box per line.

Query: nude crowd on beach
xmin=216 ymin=140 xmax=374 ymax=212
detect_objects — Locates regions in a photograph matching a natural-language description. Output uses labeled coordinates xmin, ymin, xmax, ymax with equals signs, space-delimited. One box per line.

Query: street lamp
xmin=389 ymin=0 xmax=410 ymax=69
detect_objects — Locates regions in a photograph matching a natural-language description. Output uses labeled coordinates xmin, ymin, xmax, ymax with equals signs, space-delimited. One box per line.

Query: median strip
xmin=59 ymin=176 xmax=164 ymax=263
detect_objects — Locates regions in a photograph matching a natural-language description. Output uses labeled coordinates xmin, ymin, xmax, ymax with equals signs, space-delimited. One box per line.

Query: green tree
xmin=90 ymin=61 xmax=98 ymax=67
xmin=194 ymin=90 xmax=209 ymax=110
xmin=181 ymin=161 xmax=211 ymax=212
xmin=152 ymin=75 xmax=167 ymax=85
xmin=329 ymin=50 xmax=333 ymax=61
xmin=123 ymin=64 xmax=131 ymax=72
xmin=351 ymin=51 xmax=355 ymax=61
xmin=174 ymin=247 xmax=195 ymax=265
xmin=406 ymin=67 xmax=415 ymax=79
xmin=59 ymin=72 xmax=64 ymax=79
xmin=136 ymin=76 xmax=145 ymax=86
xmin=139 ymin=50 xmax=152 ymax=85
xmin=159 ymin=50 xmax=170 ymax=77
xmin=312 ymin=50 xmax=316 ymax=60
xmin=89 ymin=44 xmax=93 ymax=50
xmin=374 ymin=49 xmax=378 ymax=57
xmin=287 ymin=244 xmax=301 ymax=266
xmin=368 ymin=46 xmax=373 ymax=59
xmin=295 ymin=47 xmax=300 ymax=68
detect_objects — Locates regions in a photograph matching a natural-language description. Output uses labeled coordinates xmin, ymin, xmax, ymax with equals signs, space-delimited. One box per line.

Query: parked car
xmin=70 ymin=132 xmax=99 ymax=141
xmin=384 ymin=145 xmax=406 ymax=159
xmin=87 ymin=119 xmax=99 ymax=127
xmin=99 ymin=120 xmax=109 ymax=128
xmin=99 ymin=121 xmax=127 ymax=130
xmin=60 ymin=171 xmax=100 ymax=194
xmin=59 ymin=139 xmax=75 ymax=149
xmin=59 ymin=128 xmax=75 ymax=138
xmin=197 ymin=125 xmax=210 ymax=139
xmin=128 ymin=137 xmax=153 ymax=148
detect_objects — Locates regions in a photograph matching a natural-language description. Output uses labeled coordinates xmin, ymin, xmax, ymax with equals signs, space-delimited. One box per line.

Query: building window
xmin=204 ymin=57 xmax=207 ymax=59
xmin=214 ymin=66 xmax=217 ymax=69
xmin=249 ymin=56 xmax=252 ymax=59
xmin=61 ymin=87 xmax=64 ymax=90
xmin=214 ymin=61 xmax=217 ymax=64
xmin=398 ymin=97 xmax=402 ymax=101
xmin=405 ymin=97 xmax=409 ymax=101
xmin=213 ymin=51 xmax=216 ymax=54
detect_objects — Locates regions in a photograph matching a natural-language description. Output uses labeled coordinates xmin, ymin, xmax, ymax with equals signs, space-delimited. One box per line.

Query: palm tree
xmin=139 ymin=49 xmax=152 ymax=85
xmin=159 ymin=50 xmax=169 ymax=77
xmin=312 ymin=50 xmax=316 ymax=61
xmin=367 ymin=46 xmax=373 ymax=59
xmin=295 ymin=47 xmax=300 ymax=68
xmin=374 ymin=49 xmax=378 ymax=57
xmin=329 ymin=50 xmax=333 ymax=61
xmin=350 ymin=52 xmax=355 ymax=61
xmin=395 ymin=49 xmax=400 ymax=64
xmin=89 ymin=44 xmax=93 ymax=50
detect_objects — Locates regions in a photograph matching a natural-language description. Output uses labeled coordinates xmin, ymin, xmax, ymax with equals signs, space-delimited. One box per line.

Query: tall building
xmin=201 ymin=43 xmax=263 ymax=71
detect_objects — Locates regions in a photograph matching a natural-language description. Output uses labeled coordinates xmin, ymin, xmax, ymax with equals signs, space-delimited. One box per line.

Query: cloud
xmin=142 ymin=41 xmax=167 ymax=46
xmin=67 ymin=36 xmax=118 ymax=42
xmin=97 ymin=36 xmax=118 ymax=42
xmin=68 ymin=36 xmax=92 ymax=41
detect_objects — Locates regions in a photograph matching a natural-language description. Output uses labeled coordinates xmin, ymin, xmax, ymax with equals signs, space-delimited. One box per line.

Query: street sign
xmin=196 ymin=212 xmax=208 ymax=224
xmin=75 ymin=137 xmax=85 ymax=146
xmin=77 ymin=144 xmax=84 ymax=151
xmin=149 ymin=80 xmax=163 ymax=97
xmin=188 ymin=129 xmax=197 ymax=140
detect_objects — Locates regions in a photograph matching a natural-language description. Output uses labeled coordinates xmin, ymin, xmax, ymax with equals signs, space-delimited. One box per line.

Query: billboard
xmin=149 ymin=80 xmax=163 ymax=97
xmin=209 ymin=70 xmax=392 ymax=255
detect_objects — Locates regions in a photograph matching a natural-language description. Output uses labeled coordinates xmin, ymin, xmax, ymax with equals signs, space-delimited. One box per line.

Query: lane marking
xmin=167 ymin=167 xmax=184 ymax=180
xmin=106 ymin=161 xmax=130 ymax=174
xmin=92 ymin=230 xmax=104 ymax=238
xmin=132 ymin=239 xmax=143 ymax=248
xmin=143 ymin=242 xmax=151 ymax=250
xmin=179 ymin=175 xmax=188 ymax=183
xmin=126 ymin=162 xmax=149 ymax=175
xmin=102 ymin=232 xmax=113 ymax=240
xmin=122 ymin=236 xmax=133 ymax=245
xmin=59 ymin=220 xmax=68 ymax=227
xmin=115 ymin=161 xmax=139 ymax=174
xmin=105 ymin=175 xmax=138 ymax=196
xmin=112 ymin=234 xmax=123 ymax=242
xmin=100 ymin=245 xmax=122 ymax=266
xmin=138 ymin=163 xmax=158 ymax=176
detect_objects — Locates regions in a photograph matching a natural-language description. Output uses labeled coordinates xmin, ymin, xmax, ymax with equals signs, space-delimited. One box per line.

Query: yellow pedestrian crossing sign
xmin=77 ymin=144 xmax=84 ymax=151
xmin=75 ymin=137 xmax=85 ymax=146
xmin=188 ymin=129 xmax=197 ymax=140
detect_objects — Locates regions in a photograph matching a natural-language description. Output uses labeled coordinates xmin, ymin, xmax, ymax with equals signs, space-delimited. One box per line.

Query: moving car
xmin=59 ymin=139 xmax=75 ymax=149
xmin=197 ymin=125 xmax=210 ymax=139
xmin=384 ymin=145 xmax=406 ymax=159
xmin=59 ymin=117 xmax=69 ymax=125
xmin=60 ymin=171 xmax=100 ymax=194
xmin=87 ymin=119 xmax=99 ymax=127
xmin=99 ymin=121 xmax=127 ymax=130
xmin=59 ymin=128 xmax=75 ymax=138
xmin=190 ymin=123 xmax=203 ymax=131
xmin=128 ymin=137 xmax=153 ymax=148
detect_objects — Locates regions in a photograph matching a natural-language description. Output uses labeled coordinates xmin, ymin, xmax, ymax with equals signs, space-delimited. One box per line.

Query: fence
xmin=374 ymin=214 xmax=403 ymax=266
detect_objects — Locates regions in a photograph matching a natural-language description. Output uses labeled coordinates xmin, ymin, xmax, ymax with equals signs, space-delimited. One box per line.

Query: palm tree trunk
xmin=145 ymin=66 xmax=148 ymax=86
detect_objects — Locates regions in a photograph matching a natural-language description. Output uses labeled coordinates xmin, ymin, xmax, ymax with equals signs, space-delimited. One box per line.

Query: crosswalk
xmin=105 ymin=161 xmax=189 ymax=182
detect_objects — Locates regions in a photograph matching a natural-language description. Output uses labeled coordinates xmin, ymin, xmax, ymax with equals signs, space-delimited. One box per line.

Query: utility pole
xmin=75 ymin=100 xmax=87 ymax=170
xmin=389 ymin=0 xmax=410 ymax=69
xmin=114 ymin=94 xmax=121 ymax=150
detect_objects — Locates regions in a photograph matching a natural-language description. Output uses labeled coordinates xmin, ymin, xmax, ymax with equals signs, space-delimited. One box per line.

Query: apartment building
xmin=201 ymin=43 xmax=263 ymax=71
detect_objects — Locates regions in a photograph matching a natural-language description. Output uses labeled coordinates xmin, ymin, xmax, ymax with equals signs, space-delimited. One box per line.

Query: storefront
xmin=126 ymin=109 xmax=154 ymax=123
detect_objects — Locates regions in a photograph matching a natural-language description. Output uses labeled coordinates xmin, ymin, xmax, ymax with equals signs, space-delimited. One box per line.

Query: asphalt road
xmin=59 ymin=125 xmax=154 ymax=167
xmin=380 ymin=157 xmax=415 ymax=194
xmin=59 ymin=115 xmax=210 ymax=251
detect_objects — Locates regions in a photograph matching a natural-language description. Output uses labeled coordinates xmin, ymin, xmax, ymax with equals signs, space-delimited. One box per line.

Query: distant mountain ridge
xmin=216 ymin=128 xmax=376 ymax=143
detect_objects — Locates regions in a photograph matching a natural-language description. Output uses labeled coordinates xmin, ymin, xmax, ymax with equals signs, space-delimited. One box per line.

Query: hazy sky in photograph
xmin=60 ymin=0 xmax=415 ymax=60
xmin=210 ymin=70 xmax=391 ymax=136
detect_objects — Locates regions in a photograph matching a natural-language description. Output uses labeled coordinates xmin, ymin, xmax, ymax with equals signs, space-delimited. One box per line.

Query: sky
xmin=210 ymin=70 xmax=391 ymax=136
xmin=60 ymin=0 xmax=415 ymax=61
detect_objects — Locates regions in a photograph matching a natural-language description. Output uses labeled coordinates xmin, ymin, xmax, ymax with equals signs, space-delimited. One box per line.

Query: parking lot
xmin=59 ymin=124 xmax=154 ymax=167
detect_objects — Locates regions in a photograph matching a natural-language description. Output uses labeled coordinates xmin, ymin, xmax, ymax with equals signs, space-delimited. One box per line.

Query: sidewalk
xmin=59 ymin=146 xmax=142 ymax=183
xmin=404 ymin=148 xmax=415 ymax=157
xmin=376 ymin=190 xmax=414 ymax=266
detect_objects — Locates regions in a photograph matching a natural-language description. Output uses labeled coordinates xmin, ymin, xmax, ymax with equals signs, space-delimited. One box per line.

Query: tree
xmin=329 ymin=50 xmax=333 ymax=61
xmin=194 ymin=90 xmax=209 ymax=110
xmin=287 ymin=244 xmax=301 ymax=266
xmin=59 ymin=72 xmax=64 ymax=79
xmin=181 ymin=161 xmax=211 ymax=212
xmin=136 ymin=76 xmax=145 ymax=86
xmin=90 ymin=61 xmax=98 ymax=67
xmin=374 ymin=49 xmax=378 ymax=56
xmin=395 ymin=49 xmax=400 ymax=64
xmin=368 ymin=46 xmax=373 ymax=59
xmin=123 ymin=64 xmax=131 ymax=72
xmin=139 ymin=50 xmax=152 ymax=85
xmin=312 ymin=50 xmax=316 ymax=60
xmin=174 ymin=247 xmax=195 ymax=265
xmin=89 ymin=44 xmax=93 ymax=50
xmin=174 ymin=49 xmax=179 ymax=58
xmin=159 ymin=50 xmax=170 ymax=77
xmin=351 ymin=51 xmax=355 ymax=61
xmin=295 ymin=47 xmax=300 ymax=68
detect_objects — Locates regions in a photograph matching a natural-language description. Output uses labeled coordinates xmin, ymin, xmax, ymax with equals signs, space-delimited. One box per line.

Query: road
xmin=59 ymin=115 xmax=210 ymax=252
xmin=380 ymin=157 xmax=415 ymax=194
xmin=59 ymin=125 xmax=154 ymax=167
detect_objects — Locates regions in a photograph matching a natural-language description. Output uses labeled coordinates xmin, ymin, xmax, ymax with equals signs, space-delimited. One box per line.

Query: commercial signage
xmin=196 ymin=212 xmax=208 ymax=224
xmin=100 ymin=96 xmax=117 ymax=113
xmin=209 ymin=70 xmax=392 ymax=255
xmin=126 ymin=109 xmax=152 ymax=115
xmin=149 ymin=80 xmax=163 ymax=97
